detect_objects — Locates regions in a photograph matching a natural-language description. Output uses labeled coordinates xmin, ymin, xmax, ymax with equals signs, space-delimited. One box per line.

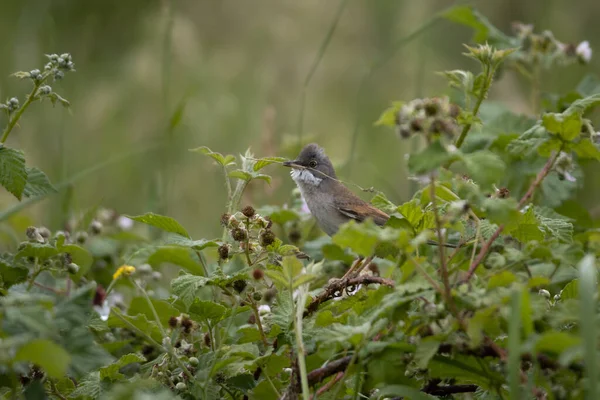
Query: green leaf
xmin=190 ymin=146 xmax=236 ymax=166
xmin=439 ymin=69 xmax=475 ymax=92
xmin=99 ymin=353 xmax=146 ymax=381
xmin=253 ymin=157 xmax=286 ymax=171
xmin=0 ymin=259 xmax=28 ymax=288
xmin=22 ymin=167 xmax=56 ymax=198
xmin=229 ymin=170 xmax=253 ymax=181
xmin=579 ymin=254 xmax=598 ymax=399
xmin=535 ymin=331 xmax=580 ymax=355
xmin=414 ymin=338 xmax=440 ymax=369
xmin=561 ymin=279 xmax=579 ymax=300
xmin=14 ymin=339 xmax=71 ymax=379
xmin=107 ymin=309 xmax=163 ymax=342
xmin=60 ymin=244 xmax=93 ymax=280
xmin=264 ymin=209 xmax=299 ymax=225
xmin=0 ymin=147 xmax=27 ymax=200
xmin=15 ymin=242 xmax=58 ymax=261
xmin=487 ymin=271 xmax=516 ymax=289
xmin=505 ymin=208 xmax=544 ymax=243
xmin=69 ymin=371 xmax=104 ymax=399
xmin=535 ymin=207 xmax=573 ymax=242
xmin=322 ymin=243 xmax=354 ymax=264
xmin=576 ymin=74 xmax=600 ymax=97
xmin=332 ymin=220 xmax=379 ymax=257
xmin=148 ymin=246 xmax=205 ymax=276
xmin=128 ymin=297 xmax=179 ymax=328
xmin=126 ymin=212 xmax=190 ymax=238
xmin=237 ymin=327 xmax=262 ymax=344
xmin=565 ymin=93 xmax=600 ymax=115
xmin=164 ymin=235 xmax=220 ymax=251
xmin=189 ymin=300 xmax=228 ymax=323
xmin=443 ymin=5 xmax=514 ymax=47
xmin=375 ymin=101 xmax=403 ymax=127
xmin=461 ymin=150 xmax=506 ymax=189
xmin=370 ymin=191 xmax=397 ymax=214
xmin=482 ymin=197 xmax=519 ymax=226
xmin=542 ymin=111 xmax=582 ymax=141
xmin=171 ymin=274 xmax=210 ymax=309
xmin=571 ymin=138 xmax=600 ymax=160
xmin=407 ymin=141 xmax=459 ymax=174
xmin=282 ymin=256 xmax=303 ymax=283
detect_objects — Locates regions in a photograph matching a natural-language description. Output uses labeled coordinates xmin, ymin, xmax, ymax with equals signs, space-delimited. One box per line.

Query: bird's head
xmin=283 ymin=143 xmax=337 ymax=186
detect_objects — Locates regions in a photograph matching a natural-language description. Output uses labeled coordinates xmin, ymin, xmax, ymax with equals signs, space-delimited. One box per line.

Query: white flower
xmin=576 ymin=41 xmax=592 ymax=63
xmin=563 ymin=171 xmax=577 ymax=182
xmin=446 ymin=144 xmax=458 ymax=153
xmin=117 ymin=215 xmax=133 ymax=230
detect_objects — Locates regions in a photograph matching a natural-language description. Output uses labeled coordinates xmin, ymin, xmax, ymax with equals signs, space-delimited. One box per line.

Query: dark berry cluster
xmin=395 ymin=97 xmax=460 ymax=140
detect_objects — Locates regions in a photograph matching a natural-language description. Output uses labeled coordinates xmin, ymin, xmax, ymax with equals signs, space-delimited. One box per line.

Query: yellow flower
xmin=113 ymin=265 xmax=136 ymax=280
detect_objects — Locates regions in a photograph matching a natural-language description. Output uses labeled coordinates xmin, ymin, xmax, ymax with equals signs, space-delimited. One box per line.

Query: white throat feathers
xmin=290 ymin=168 xmax=323 ymax=186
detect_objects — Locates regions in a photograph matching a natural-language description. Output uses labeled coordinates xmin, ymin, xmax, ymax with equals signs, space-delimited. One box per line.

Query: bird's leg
xmin=340 ymin=257 xmax=364 ymax=280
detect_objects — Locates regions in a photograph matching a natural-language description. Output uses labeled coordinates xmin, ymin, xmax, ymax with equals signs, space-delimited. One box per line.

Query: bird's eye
xmin=308 ymin=160 xmax=317 ymax=168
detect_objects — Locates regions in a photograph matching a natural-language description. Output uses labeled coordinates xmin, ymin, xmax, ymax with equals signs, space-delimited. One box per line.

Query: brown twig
xmin=304 ymin=275 xmax=394 ymax=317
xmin=307 ymin=356 xmax=352 ymax=386
xmin=464 ymin=151 xmax=561 ymax=281
xmin=310 ymin=372 xmax=344 ymax=399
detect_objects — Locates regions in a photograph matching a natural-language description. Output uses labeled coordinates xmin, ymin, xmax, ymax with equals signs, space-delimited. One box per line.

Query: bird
xmin=283 ymin=143 xmax=457 ymax=247
xmin=283 ymin=143 xmax=390 ymax=236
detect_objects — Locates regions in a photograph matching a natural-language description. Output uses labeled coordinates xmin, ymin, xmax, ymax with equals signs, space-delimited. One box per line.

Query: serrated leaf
xmin=16 ymin=242 xmax=59 ymax=261
xmin=264 ymin=270 xmax=288 ymax=290
xmin=292 ymin=273 xmax=316 ymax=289
xmin=0 ymin=259 xmax=28 ymax=288
xmin=190 ymin=146 xmax=236 ymax=166
xmin=189 ymin=300 xmax=228 ymax=323
xmin=282 ymin=256 xmax=303 ymax=283
xmin=535 ymin=331 xmax=580 ymax=355
xmin=487 ymin=271 xmax=516 ymax=289
xmin=0 ymin=147 xmax=27 ymax=200
xmin=60 ymin=244 xmax=93 ymax=280
xmin=69 ymin=371 xmax=104 ymax=399
xmin=99 ymin=353 xmax=145 ymax=381
xmin=535 ymin=207 xmax=573 ymax=242
xmin=376 ymin=385 xmax=436 ymax=400
xmin=237 ymin=327 xmax=262 ymax=344
xmin=22 ymin=167 xmax=56 ymax=198
xmin=164 ymin=235 xmax=220 ymax=251
xmin=332 ymin=220 xmax=380 ymax=257
xmin=370 ymin=191 xmax=397 ymax=214
xmin=107 ymin=309 xmax=163 ymax=343
xmin=170 ymin=274 xmax=210 ymax=309
xmin=407 ymin=141 xmax=459 ymax=174
xmin=253 ymin=157 xmax=286 ymax=171
xmin=571 ymin=138 xmax=600 ymax=160
xmin=565 ymin=93 xmax=600 ymax=115
xmin=542 ymin=111 xmax=582 ymax=141
xmin=414 ymin=338 xmax=440 ymax=369
xmin=229 ymin=169 xmax=253 ymax=181
xmin=505 ymin=208 xmax=544 ymax=243
xmin=126 ymin=212 xmax=190 ymax=238
xmin=15 ymin=339 xmax=71 ymax=379
xmin=148 ymin=246 xmax=205 ymax=275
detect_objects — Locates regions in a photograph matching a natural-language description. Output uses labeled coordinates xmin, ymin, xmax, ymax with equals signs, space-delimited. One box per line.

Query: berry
xmin=259 ymin=230 xmax=276 ymax=247
xmin=252 ymin=268 xmax=264 ymax=280
xmin=253 ymin=291 xmax=262 ymax=301
xmin=231 ymin=228 xmax=247 ymax=242
xmin=220 ymin=213 xmax=231 ymax=227
xmin=181 ymin=318 xmax=193 ymax=333
xmin=233 ymin=279 xmax=247 ymax=293
xmin=67 ymin=263 xmax=79 ymax=274
xmin=218 ymin=244 xmax=230 ymax=260
xmin=241 ymin=205 xmax=255 ymax=218
xmin=175 ymin=382 xmax=187 ymax=391
xmin=168 ymin=316 xmax=178 ymax=328
xmin=189 ymin=357 xmax=199 ymax=367
xmin=204 ymin=332 xmax=211 ymax=347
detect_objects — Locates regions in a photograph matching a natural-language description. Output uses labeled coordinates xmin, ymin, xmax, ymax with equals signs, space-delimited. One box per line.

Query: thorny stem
xmin=464 ymin=150 xmax=562 ymax=281
xmin=455 ymin=64 xmax=494 ymax=149
xmin=249 ymin=298 xmax=269 ymax=346
xmin=1 ymin=79 xmax=44 ymax=144
xmin=311 ymin=372 xmax=344 ymax=400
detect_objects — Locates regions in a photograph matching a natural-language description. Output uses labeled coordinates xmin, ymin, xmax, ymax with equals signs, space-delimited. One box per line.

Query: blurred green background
xmin=0 ymin=0 xmax=598 ymax=240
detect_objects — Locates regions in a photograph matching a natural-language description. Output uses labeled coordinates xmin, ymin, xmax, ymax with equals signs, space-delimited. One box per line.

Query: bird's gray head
xmin=283 ymin=143 xmax=337 ymax=187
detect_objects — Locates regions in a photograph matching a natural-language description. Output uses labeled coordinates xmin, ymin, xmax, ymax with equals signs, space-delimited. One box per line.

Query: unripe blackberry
xmin=424 ymin=100 xmax=440 ymax=116
xmin=497 ymin=187 xmax=510 ymax=198
xmin=231 ymin=228 xmax=247 ymax=242
xmin=220 ymin=213 xmax=231 ymax=227
xmin=204 ymin=332 xmax=211 ymax=347
xmin=241 ymin=205 xmax=255 ymax=218
xmin=264 ymin=217 xmax=273 ymax=229
xmin=264 ymin=288 xmax=277 ymax=303
xmin=181 ymin=317 xmax=193 ymax=333
xmin=67 ymin=263 xmax=79 ymax=274
xmin=175 ymin=382 xmax=187 ymax=391
xmin=189 ymin=357 xmax=199 ymax=367
xmin=218 ymin=244 xmax=230 ymax=260
xmin=168 ymin=316 xmax=178 ymax=328
xmin=233 ymin=279 xmax=247 ymax=293
xmin=253 ymin=291 xmax=262 ymax=301
xmin=259 ymin=230 xmax=276 ymax=247
xmin=410 ymin=119 xmax=423 ymax=132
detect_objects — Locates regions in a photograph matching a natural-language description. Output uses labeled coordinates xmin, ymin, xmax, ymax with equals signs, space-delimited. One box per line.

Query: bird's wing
xmin=334 ymin=185 xmax=389 ymax=226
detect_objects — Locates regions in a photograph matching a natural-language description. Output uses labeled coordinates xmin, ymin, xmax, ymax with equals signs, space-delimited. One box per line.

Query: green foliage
xmin=2 ymin=11 xmax=600 ymax=400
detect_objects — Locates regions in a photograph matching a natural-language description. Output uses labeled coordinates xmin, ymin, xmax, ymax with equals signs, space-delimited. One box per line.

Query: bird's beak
xmin=283 ymin=160 xmax=302 ymax=169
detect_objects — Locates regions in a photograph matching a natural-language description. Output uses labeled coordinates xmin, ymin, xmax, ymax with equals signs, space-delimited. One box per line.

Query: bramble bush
xmin=1 ymin=6 xmax=600 ymax=400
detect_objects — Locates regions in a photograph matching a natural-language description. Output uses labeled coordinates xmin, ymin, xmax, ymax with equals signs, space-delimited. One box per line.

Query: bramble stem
xmin=464 ymin=151 xmax=561 ymax=281
xmin=1 ymin=79 xmax=44 ymax=144
xmin=455 ymin=64 xmax=494 ymax=149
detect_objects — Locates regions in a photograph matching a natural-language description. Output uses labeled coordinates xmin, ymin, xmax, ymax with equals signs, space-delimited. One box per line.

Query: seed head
xmin=181 ymin=317 xmax=193 ymax=333
xmin=231 ymin=228 xmax=247 ymax=242
xmin=168 ymin=316 xmax=178 ymax=328
xmin=259 ymin=230 xmax=276 ymax=247
xmin=497 ymin=187 xmax=510 ymax=198
xmin=218 ymin=244 xmax=230 ymax=260
xmin=241 ymin=205 xmax=255 ymax=218
xmin=424 ymin=100 xmax=440 ymax=117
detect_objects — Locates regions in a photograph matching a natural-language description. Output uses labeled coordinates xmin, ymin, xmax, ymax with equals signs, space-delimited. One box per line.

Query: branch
xmin=304 ymin=275 xmax=394 ymax=317
xmin=464 ymin=151 xmax=561 ymax=281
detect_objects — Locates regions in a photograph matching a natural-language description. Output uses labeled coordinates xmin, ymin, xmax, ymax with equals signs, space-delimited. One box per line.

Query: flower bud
xmin=75 ymin=231 xmax=88 ymax=244
xmin=152 ymin=271 xmax=162 ymax=281
xmin=39 ymin=85 xmax=52 ymax=95
xmin=89 ymin=220 xmax=103 ymax=235
xmin=67 ymin=263 xmax=79 ymax=274
xmin=175 ymin=382 xmax=187 ymax=391
xmin=189 ymin=357 xmax=199 ymax=367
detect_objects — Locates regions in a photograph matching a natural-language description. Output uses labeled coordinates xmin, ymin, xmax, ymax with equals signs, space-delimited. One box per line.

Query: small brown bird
xmin=284 ymin=143 xmax=457 ymax=248
xmin=283 ymin=143 xmax=390 ymax=236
